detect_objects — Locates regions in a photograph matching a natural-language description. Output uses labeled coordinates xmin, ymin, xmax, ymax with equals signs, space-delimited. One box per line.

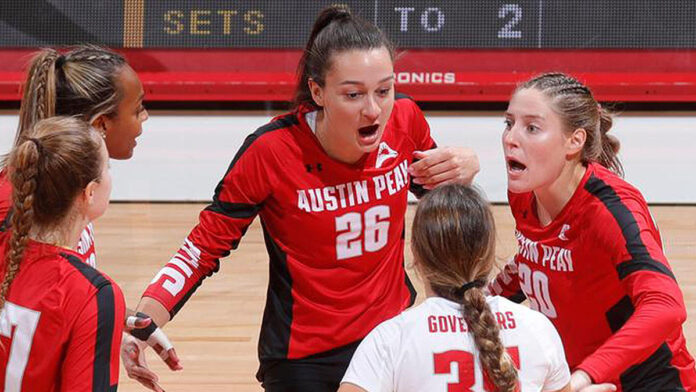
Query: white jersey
xmin=342 ymin=296 xmax=570 ymax=392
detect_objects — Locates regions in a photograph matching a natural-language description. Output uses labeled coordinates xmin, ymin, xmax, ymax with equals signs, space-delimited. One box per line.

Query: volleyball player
xmin=0 ymin=117 xmax=122 ymax=390
xmin=0 ymin=45 xmax=180 ymax=382
xmin=0 ymin=44 xmax=148 ymax=266
xmin=340 ymin=184 xmax=571 ymax=392
xmin=490 ymin=73 xmax=696 ymax=391
xmin=124 ymin=6 xmax=479 ymax=391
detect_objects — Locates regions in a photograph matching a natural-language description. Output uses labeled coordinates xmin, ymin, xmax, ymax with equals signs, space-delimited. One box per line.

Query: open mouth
xmin=358 ymin=124 xmax=379 ymax=137
xmin=507 ymin=158 xmax=527 ymax=172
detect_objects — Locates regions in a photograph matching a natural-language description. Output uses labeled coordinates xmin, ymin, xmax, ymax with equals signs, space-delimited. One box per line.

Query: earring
xmin=100 ymin=127 xmax=107 ymax=140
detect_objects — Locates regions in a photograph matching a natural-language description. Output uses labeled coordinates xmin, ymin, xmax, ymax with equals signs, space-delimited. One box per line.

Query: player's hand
xmin=125 ymin=310 xmax=182 ymax=371
xmin=121 ymin=333 xmax=165 ymax=392
xmin=409 ymin=147 xmax=480 ymax=189
xmin=571 ymin=370 xmax=616 ymax=392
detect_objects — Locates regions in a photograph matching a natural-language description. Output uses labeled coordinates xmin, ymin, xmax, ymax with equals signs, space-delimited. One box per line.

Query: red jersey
xmin=490 ymin=163 xmax=696 ymax=390
xmin=143 ymin=96 xmax=435 ymax=365
xmin=0 ymin=170 xmax=97 ymax=267
xmin=0 ymin=232 xmax=125 ymax=391
xmin=0 ymin=171 xmax=10 ymax=231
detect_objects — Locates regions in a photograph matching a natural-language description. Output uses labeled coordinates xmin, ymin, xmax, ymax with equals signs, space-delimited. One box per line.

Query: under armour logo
xmin=558 ymin=224 xmax=571 ymax=241
xmin=305 ymin=163 xmax=323 ymax=173
xmin=376 ymin=142 xmax=398 ymax=168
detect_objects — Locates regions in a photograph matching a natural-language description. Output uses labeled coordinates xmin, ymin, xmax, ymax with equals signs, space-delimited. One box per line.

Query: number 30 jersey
xmin=143 ymin=96 xmax=435 ymax=363
xmin=342 ymin=296 xmax=570 ymax=392
xmin=490 ymin=163 xmax=696 ymax=390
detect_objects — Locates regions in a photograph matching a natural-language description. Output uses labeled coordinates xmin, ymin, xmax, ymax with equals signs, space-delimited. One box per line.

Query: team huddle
xmin=0 ymin=6 xmax=694 ymax=392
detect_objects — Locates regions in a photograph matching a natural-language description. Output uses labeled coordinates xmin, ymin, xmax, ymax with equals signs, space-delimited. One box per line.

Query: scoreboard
xmin=0 ymin=1 xmax=694 ymax=102
xmin=2 ymin=1 xmax=696 ymax=48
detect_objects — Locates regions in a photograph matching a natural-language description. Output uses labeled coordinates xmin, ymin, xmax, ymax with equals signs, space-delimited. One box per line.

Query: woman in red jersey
xmin=0 ymin=45 xmax=148 ymax=267
xmin=125 ymin=5 xmax=479 ymax=392
xmin=0 ymin=117 xmax=122 ymax=391
xmin=0 ymin=45 xmax=180 ymax=387
xmin=491 ymin=73 xmax=696 ymax=391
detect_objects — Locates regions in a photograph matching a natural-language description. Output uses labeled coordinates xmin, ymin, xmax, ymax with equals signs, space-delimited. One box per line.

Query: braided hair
xmin=1 ymin=117 xmax=102 ymax=315
xmin=518 ymin=72 xmax=623 ymax=176
xmin=15 ymin=45 xmax=126 ymax=148
xmin=411 ymin=185 xmax=518 ymax=391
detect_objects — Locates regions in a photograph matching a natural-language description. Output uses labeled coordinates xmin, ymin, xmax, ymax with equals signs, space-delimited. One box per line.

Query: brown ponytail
xmin=294 ymin=6 xmax=394 ymax=108
xmin=461 ymin=288 xmax=518 ymax=391
xmin=412 ymin=185 xmax=518 ymax=391
xmin=518 ymin=72 xmax=624 ymax=177
xmin=1 ymin=117 xmax=102 ymax=314
xmin=17 ymin=49 xmax=61 ymax=142
xmin=598 ymin=106 xmax=622 ymax=175
xmin=0 ymin=140 xmax=40 ymax=312
xmin=14 ymin=45 xmax=126 ymax=148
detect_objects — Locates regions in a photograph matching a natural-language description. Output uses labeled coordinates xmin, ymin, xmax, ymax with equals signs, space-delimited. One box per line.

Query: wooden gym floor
xmin=94 ymin=203 xmax=696 ymax=392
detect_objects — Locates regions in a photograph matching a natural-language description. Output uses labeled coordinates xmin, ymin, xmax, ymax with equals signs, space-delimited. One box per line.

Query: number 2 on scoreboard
xmin=433 ymin=347 xmax=520 ymax=391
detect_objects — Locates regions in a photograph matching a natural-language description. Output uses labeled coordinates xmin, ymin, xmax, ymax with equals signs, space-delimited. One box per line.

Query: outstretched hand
xmin=121 ymin=310 xmax=182 ymax=391
xmin=409 ymin=147 xmax=480 ymax=190
xmin=125 ymin=311 xmax=182 ymax=371
xmin=121 ymin=335 xmax=165 ymax=391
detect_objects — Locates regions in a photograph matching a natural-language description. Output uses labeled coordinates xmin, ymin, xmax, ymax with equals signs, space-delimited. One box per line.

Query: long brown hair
xmin=294 ymin=5 xmax=394 ymax=108
xmin=518 ymin=72 xmax=623 ymax=176
xmin=1 ymin=117 xmax=102 ymax=315
xmin=411 ymin=185 xmax=518 ymax=391
xmin=14 ymin=45 xmax=126 ymax=147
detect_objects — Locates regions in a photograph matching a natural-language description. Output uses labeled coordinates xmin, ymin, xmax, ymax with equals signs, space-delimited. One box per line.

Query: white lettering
xmin=297 ymin=190 xmax=310 ymax=212
xmin=323 ymin=187 xmax=338 ymax=211
xmin=373 ymin=176 xmax=387 ymax=200
xmin=421 ymin=7 xmax=444 ymax=32
xmin=355 ymin=180 xmax=369 ymax=204
xmin=394 ymin=7 xmax=415 ymax=32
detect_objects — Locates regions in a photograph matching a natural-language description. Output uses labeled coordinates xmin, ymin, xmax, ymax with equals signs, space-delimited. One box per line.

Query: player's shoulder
xmin=365 ymin=297 xmax=436 ymax=343
xmin=583 ymin=164 xmax=646 ymax=206
xmin=56 ymin=252 xmax=120 ymax=300
xmin=243 ymin=111 xmax=300 ymax=148
xmin=488 ymin=296 xmax=555 ymax=332
xmin=581 ymin=164 xmax=652 ymax=233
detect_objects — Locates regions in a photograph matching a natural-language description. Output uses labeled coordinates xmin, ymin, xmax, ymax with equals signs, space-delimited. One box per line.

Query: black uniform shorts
xmin=258 ymin=340 xmax=361 ymax=392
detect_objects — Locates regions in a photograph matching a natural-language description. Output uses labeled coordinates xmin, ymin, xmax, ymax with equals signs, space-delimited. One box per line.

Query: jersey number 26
xmin=335 ymin=205 xmax=390 ymax=260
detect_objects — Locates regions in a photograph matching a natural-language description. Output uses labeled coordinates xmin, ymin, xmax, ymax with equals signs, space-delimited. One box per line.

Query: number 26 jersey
xmin=143 ymin=96 xmax=436 ymax=362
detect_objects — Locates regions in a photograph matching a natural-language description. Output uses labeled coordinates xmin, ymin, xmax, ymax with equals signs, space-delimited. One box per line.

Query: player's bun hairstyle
xmin=294 ymin=5 xmax=395 ymax=107
xmin=411 ymin=185 xmax=518 ymax=392
xmin=13 ymin=45 xmax=126 ymax=151
xmin=517 ymin=72 xmax=623 ymax=176
xmin=1 ymin=117 xmax=103 ymax=316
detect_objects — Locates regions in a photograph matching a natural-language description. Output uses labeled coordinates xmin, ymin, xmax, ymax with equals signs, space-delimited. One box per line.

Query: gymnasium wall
xmin=1 ymin=112 xmax=694 ymax=204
